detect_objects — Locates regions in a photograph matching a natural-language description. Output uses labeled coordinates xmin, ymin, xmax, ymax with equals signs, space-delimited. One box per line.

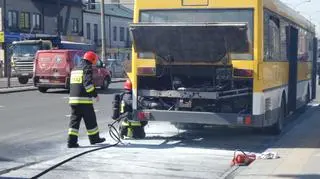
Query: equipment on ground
xmin=231 ymin=150 xmax=256 ymax=166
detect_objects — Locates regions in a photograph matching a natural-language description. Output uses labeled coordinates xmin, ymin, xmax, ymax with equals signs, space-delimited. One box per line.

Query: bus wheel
xmin=300 ymin=86 xmax=310 ymax=113
xmin=38 ymin=87 xmax=48 ymax=93
xmin=268 ymin=100 xmax=285 ymax=135
xmin=305 ymin=86 xmax=310 ymax=104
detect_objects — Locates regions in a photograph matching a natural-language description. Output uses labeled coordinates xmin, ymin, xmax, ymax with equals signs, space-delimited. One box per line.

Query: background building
xmin=83 ymin=2 xmax=133 ymax=60
xmin=0 ymin=0 xmax=84 ymax=77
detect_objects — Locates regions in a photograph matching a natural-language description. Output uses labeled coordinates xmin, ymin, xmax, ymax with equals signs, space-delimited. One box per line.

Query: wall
xmin=83 ymin=11 xmax=132 ymax=48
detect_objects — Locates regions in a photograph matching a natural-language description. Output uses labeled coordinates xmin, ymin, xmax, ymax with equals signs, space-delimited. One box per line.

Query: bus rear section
xmin=130 ymin=19 xmax=258 ymax=129
xmin=34 ymin=50 xmax=82 ymax=93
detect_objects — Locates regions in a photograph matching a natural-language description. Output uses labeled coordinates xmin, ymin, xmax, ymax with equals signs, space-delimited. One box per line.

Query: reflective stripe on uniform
xmin=71 ymin=70 xmax=83 ymax=75
xmin=120 ymin=101 xmax=125 ymax=113
xmin=69 ymin=97 xmax=93 ymax=104
xmin=69 ymin=100 xmax=93 ymax=104
xmin=87 ymin=127 xmax=99 ymax=136
xmin=70 ymin=70 xmax=83 ymax=84
xmin=85 ymin=84 xmax=95 ymax=93
xmin=68 ymin=128 xmax=79 ymax=136
xmin=121 ymin=121 xmax=142 ymax=127
xmin=69 ymin=97 xmax=92 ymax=100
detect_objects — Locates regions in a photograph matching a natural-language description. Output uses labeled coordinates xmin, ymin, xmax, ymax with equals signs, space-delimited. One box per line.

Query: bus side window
xmin=264 ymin=12 xmax=281 ymax=61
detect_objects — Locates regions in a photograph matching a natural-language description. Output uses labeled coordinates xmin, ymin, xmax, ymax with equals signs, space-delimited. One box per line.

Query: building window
xmin=72 ymin=18 xmax=79 ymax=33
xmin=126 ymin=28 xmax=130 ymax=42
xmin=8 ymin=11 xmax=18 ymax=29
xmin=86 ymin=23 xmax=91 ymax=40
xmin=120 ymin=27 xmax=125 ymax=41
xmin=113 ymin=26 xmax=117 ymax=41
xmin=20 ymin=12 xmax=30 ymax=29
xmin=32 ymin=13 xmax=41 ymax=29
xmin=94 ymin=24 xmax=98 ymax=43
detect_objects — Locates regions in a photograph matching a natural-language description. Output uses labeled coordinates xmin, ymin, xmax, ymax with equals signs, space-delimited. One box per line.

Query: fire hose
xmin=30 ymin=114 xmax=127 ymax=179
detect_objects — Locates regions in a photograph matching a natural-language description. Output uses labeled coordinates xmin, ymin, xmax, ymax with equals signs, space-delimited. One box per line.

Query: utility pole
xmin=100 ymin=0 xmax=106 ymax=61
xmin=2 ymin=0 xmax=10 ymax=87
xmin=57 ymin=0 xmax=61 ymax=36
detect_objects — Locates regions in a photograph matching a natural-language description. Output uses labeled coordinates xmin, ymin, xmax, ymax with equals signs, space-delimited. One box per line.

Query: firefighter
xmin=118 ymin=79 xmax=147 ymax=139
xmin=67 ymin=51 xmax=105 ymax=148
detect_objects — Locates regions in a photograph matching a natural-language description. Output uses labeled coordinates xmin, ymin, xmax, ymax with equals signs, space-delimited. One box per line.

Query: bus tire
xmin=268 ymin=99 xmax=285 ymax=135
xmin=300 ymin=85 xmax=310 ymax=113
xmin=306 ymin=85 xmax=310 ymax=104
xmin=38 ymin=87 xmax=48 ymax=93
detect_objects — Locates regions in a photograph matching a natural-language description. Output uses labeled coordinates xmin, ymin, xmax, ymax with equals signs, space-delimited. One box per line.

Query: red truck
xmin=33 ymin=50 xmax=112 ymax=93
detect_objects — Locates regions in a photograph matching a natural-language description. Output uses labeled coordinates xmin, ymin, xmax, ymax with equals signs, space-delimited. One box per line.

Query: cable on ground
xmin=31 ymin=115 xmax=126 ymax=179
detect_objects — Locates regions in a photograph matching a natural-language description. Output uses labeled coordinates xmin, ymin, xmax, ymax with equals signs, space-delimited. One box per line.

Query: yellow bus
xmin=127 ymin=0 xmax=318 ymax=135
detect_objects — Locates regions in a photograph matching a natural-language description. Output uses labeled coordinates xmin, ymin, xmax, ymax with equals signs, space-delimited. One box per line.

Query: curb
xmin=0 ymin=86 xmax=37 ymax=94
xmin=0 ymin=79 xmax=126 ymax=94
xmin=230 ymin=104 xmax=319 ymax=179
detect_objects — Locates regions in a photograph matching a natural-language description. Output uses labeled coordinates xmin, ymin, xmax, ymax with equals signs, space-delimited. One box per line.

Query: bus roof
xmin=134 ymin=0 xmax=315 ymax=33
xmin=264 ymin=0 xmax=314 ymax=33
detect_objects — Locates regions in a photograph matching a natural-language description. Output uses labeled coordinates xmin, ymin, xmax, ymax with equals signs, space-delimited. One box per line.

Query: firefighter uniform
xmin=67 ymin=51 xmax=105 ymax=148
xmin=118 ymin=80 xmax=147 ymax=139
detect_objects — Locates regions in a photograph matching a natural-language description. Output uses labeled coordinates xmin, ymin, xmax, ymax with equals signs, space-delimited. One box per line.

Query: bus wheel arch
xmin=267 ymin=95 xmax=285 ymax=135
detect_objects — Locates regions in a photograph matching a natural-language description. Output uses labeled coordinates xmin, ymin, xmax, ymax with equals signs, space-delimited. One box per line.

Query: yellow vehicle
xmin=127 ymin=0 xmax=318 ymax=134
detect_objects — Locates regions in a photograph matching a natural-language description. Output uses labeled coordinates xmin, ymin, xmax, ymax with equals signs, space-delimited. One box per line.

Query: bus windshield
xmin=140 ymin=9 xmax=253 ymax=60
xmin=12 ymin=43 xmax=41 ymax=57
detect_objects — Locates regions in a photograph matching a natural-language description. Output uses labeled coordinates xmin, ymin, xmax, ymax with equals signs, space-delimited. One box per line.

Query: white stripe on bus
xmin=252 ymin=80 xmax=311 ymax=115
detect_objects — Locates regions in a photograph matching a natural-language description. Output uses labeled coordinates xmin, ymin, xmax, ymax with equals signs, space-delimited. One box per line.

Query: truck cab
xmin=11 ymin=40 xmax=52 ymax=84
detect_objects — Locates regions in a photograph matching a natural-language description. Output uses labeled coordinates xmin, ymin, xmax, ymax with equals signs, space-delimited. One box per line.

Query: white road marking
xmin=63 ymin=97 xmax=69 ymax=99
xmin=0 ymin=105 xmax=4 ymax=108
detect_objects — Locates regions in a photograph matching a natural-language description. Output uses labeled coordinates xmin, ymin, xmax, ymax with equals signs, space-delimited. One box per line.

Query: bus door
xmin=312 ymin=38 xmax=318 ymax=99
xmin=287 ymin=26 xmax=298 ymax=113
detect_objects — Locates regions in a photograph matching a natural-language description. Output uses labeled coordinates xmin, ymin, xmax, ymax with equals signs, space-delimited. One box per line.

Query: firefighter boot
xmin=89 ymin=133 xmax=106 ymax=145
xmin=119 ymin=125 xmax=128 ymax=139
xmin=68 ymin=135 xmax=80 ymax=148
xmin=133 ymin=126 xmax=146 ymax=139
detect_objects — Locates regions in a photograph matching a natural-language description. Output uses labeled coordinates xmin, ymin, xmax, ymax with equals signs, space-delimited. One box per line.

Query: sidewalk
xmin=234 ymin=103 xmax=320 ymax=179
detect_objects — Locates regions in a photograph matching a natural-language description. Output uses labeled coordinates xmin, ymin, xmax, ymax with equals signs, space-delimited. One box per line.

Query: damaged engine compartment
xmin=130 ymin=22 xmax=253 ymax=114
xmin=137 ymin=65 xmax=253 ymax=114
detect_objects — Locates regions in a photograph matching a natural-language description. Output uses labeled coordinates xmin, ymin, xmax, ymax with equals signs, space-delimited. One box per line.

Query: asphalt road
xmin=0 ymin=83 xmax=319 ymax=178
xmin=0 ymin=83 xmax=123 ymax=175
